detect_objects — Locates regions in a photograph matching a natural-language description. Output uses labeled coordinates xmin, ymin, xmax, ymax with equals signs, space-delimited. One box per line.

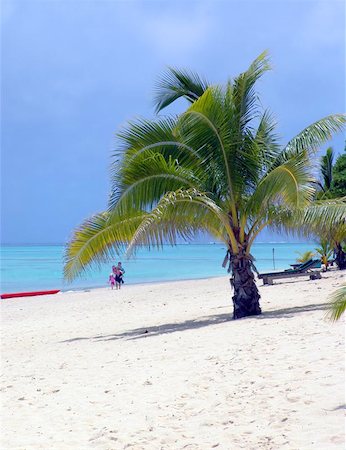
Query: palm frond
xmin=127 ymin=188 xmax=234 ymax=255
xmin=109 ymin=151 xmax=203 ymax=213
xmin=315 ymin=238 xmax=333 ymax=258
xmin=176 ymin=85 xmax=265 ymax=213
xmin=325 ymin=284 xmax=346 ymax=321
xmin=321 ymin=147 xmax=334 ymax=191
xmin=297 ymin=197 xmax=346 ymax=235
xmin=254 ymin=110 xmax=281 ymax=168
xmin=232 ymin=50 xmax=271 ymax=132
xmin=178 ymin=87 xmax=235 ymax=197
xmin=111 ymin=116 xmax=211 ymax=212
xmin=154 ymin=67 xmax=209 ymax=113
xmin=296 ymin=250 xmax=315 ymax=263
xmin=275 ymin=115 xmax=346 ymax=167
xmin=269 ymin=197 xmax=346 ymax=239
xmin=64 ymin=210 xmax=146 ymax=281
xmin=113 ymin=117 xmax=180 ymax=180
xmin=246 ymin=150 xmax=316 ymax=218
xmin=115 ymin=117 xmax=178 ymax=159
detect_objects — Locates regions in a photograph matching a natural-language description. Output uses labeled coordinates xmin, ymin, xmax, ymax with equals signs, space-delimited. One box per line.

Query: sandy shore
xmin=1 ymin=270 xmax=345 ymax=449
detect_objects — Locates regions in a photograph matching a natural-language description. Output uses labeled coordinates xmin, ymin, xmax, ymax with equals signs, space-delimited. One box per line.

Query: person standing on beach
xmin=108 ymin=273 xmax=116 ymax=290
xmin=111 ymin=266 xmax=122 ymax=290
xmin=111 ymin=262 xmax=125 ymax=289
xmin=117 ymin=261 xmax=125 ymax=284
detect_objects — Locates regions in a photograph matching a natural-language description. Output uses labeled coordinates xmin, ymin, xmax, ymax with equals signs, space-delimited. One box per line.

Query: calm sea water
xmin=0 ymin=243 xmax=316 ymax=293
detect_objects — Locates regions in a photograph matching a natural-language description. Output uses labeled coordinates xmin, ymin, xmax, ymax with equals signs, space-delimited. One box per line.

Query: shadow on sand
xmin=60 ymin=301 xmax=329 ymax=344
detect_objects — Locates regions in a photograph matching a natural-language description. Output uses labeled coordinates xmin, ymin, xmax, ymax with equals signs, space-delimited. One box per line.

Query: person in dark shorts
xmin=116 ymin=262 xmax=125 ymax=285
xmin=112 ymin=262 xmax=125 ymax=289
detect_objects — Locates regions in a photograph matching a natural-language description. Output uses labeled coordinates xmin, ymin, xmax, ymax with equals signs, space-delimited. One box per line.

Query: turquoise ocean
xmin=0 ymin=243 xmax=317 ymax=294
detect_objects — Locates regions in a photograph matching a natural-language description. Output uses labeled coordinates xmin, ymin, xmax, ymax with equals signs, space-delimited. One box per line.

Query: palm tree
xmin=64 ymin=52 xmax=346 ymax=319
xmin=315 ymin=240 xmax=333 ymax=269
xmin=330 ymin=146 xmax=346 ymax=197
xmin=320 ymin=147 xmax=335 ymax=193
xmin=315 ymin=147 xmax=346 ymax=269
xmin=296 ymin=250 xmax=316 ymax=264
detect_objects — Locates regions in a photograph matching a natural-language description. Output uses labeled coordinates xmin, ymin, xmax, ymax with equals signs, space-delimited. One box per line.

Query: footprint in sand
xmin=286 ymin=395 xmax=300 ymax=403
xmin=331 ymin=435 xmax=344 ymax=444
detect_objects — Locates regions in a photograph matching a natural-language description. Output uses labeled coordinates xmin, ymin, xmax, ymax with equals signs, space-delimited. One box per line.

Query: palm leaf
xmin=274 ymin=115 xmax=346 ymax=167
xmin=297 ymin=197 xmax=346 ymax=235
xmin=254 ymin=110 xmax=281 ymax=169
xmin=232 ymin=50 xmax=271 ymax=132
xmin=296 ymin=250 xmax=315 ymax=263
xmin=321 ymin=147 xmax=334 ymax=191
xmin=109 ymin=151 xmax=203 ymax=213
xmin=154 ymin=67 xmax=209 ymax=113
xmin=325 ymin=284 xmax=346 ymax=321
xmin=269 ymin=197 xmax=346 ymax=238
xmin=110 ymin=116 xmax=212 ymax=212
xmin=178 ymin=87 xmax=235 ymax=197
xmin=315 ymin=239 xmax=333 ymax=259
xmin=127 ymin=188 xmax=235 ymax=255
xmin=64 ymin=210 xmax=146 ymax=281
xmin=246 ymin=150 xmax=316 ymax=218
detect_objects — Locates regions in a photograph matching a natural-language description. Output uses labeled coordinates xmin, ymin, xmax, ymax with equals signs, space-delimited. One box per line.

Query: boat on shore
xmin=1 ymin=290 xmax=60 ymax=299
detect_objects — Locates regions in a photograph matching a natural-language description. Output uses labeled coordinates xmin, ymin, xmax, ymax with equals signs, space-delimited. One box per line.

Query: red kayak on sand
xmin=1 ymin=290 xmax=60 ymax=299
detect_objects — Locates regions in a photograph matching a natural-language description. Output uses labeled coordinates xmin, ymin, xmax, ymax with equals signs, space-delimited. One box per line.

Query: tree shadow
xmin=61 ymin=312 xmax=232 ymax=343
xmin=60 ymin=301 xmax=330 ymax=344
xmin=331 ymin=404 xmax=346 ymax=411
xmin=256 ymin=302 xmax=330 ymax=320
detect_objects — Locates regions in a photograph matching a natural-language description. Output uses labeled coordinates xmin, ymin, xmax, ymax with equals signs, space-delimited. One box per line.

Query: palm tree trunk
xmin=230 ymin=252 xmax=261 ymax=319
xmin=335 ymin=243 xmax=346 ymax=270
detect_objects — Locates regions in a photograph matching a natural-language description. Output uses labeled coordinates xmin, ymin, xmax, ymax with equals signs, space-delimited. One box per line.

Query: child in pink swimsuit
xmin=108 ymin=273 xmax=116 ymax=289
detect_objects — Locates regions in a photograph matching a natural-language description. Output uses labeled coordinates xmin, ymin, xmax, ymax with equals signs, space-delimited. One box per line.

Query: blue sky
xmin=1 ymin=0 xmax=345 ymax=244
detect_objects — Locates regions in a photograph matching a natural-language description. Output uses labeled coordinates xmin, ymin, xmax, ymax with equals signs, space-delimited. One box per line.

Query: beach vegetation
xmin=330 ymin=149 xmax=346 ymax=197
xmin=317 ymin=147 xmax=334 ymax=195
xmin=315 ymin=240 xmax=333 ymax=269
xmin=326 ymin=284 xmax=346 ymax=321
xmin=315 ymin=147 xmax=346 ymax=269
xmin=64 ymin=51 xmax=346 ymax=319
xmin=296 ymin=250 xmax=316 ymax=263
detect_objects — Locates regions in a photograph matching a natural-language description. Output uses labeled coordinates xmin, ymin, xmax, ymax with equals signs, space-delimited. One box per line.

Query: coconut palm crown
xmin=64 ymin=52 xmax=346 ymax=319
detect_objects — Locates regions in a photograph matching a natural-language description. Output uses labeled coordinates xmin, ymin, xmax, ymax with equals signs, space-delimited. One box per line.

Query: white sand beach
xmin=1 ymin=271 xmax=345 ymax=450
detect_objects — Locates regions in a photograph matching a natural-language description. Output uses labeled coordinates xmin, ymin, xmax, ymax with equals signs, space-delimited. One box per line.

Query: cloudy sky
xmin=1 ymin=0 xmax=345 ymax=243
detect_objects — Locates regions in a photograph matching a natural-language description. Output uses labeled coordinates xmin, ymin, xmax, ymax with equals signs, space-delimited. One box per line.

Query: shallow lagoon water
xmin=1 ymin=243 xmax=316 ymax=293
